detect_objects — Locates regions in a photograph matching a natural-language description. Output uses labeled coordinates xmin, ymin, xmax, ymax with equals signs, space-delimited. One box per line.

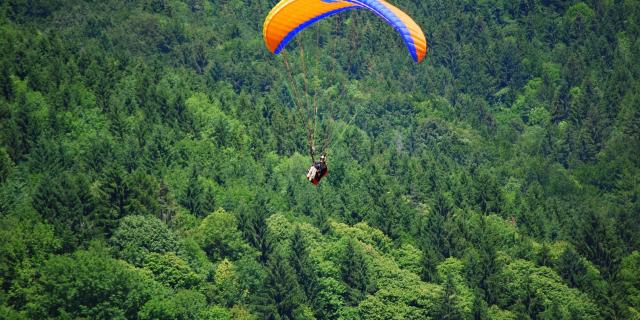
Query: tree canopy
xmin=1 ymin=0 xmax=639 ymax=318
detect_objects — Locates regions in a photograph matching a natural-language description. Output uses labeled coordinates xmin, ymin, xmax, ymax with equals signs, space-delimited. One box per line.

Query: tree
xmin=573 ymin=207 xmax=624 ymax=277
xmin=537 ymin=243 xmax=552 ymax=267
xmin=241 ymin=204 xmax=272 ymax=264
xmin=179 ymin=166 xmax=207 ymax=217
xmin=26 ymin=247 xmax=165 ymax=319
xmin=194 ymin=208 xmax=249 ymax=262
xmin=436 ymin=258 xmax=474 ymax=319
xmin=209 ymin=259 xmax=245 ymax=308
xmin=139 ymin=289 xmax=219 ymax=320
xmin=0 ymin=147 xmax=12 ymax=184
xmin=474 ymin=171 xmax=503 ymax=215
xmin=124 ymin=169 xmax=162 ymax=217
xmin=256 ymin=253 xmax=305 ymax=320
xmin=289 ymin=227 xmax=319 ymax=305
xmin=143 ymin=252 xmax=201 ymax=289
xmin=493 ymin=260 xmax=599 ymax=319
xmin=341 ymin=239 xmax=370 ymax=306
xmin=4 ymin=77 xmax=49 ymax=160
xmin=471 ymin=289 xmax=489 ymax=320
xmin=1 ymin=0 xmax=639 ymax=318
xmin=93 ymin=164 xmax=132 ymax=236
xmin=556 ymin=246 xmax=587 ymax=288
xmin=0 ymin=212 xmax=60 ymax=310
xmin=440 ymin=273 xmax=465 ymax=320
xmin=110 ymin=215 xmax=179 ymax=266
xmin=32 ymin=171 xmax=96 ymax=251
xmin=614 ymin=252 xmax=640 ymax=319
xmin=421 ymin=246 xmax=440 ymax=282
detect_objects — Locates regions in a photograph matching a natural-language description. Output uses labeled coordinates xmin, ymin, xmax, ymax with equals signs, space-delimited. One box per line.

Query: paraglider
xmin=263 ymin=0 xmax=427 ymax=185
xmin=307 ymin=154 xmax=328 ymax=185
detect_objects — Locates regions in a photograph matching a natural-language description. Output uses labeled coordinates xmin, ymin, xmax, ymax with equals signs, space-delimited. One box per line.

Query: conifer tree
xmin=341 ymin=239 xmax=369 ymax=305
xmin=32 ymin=172 xmax=95 ymax=251
xmin=289 ymin=227 xmax=318 ymax=304
xmin=257 ymin=253 xmax=305 ymax=320
xmin=180 ymin=166 xmax=205 ymax=217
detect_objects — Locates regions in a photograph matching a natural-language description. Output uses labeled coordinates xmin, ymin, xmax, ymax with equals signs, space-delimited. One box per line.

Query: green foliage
xmin=143 ymin=252 xmax=201 ymax=289
xmin=186 ymin=93 xmax=249 ymax=149
xmin=391 ymin=243 xmax=422 ymax=274
xmin=617 ymin=252 xmax=640 ymax=319
xmin=0 ymin=147 xmax=12 ymax=183
xmin=93 ymin=166 xmax=167 ymax=235
xmin=487 ymin=305 xmax=516 ymax=320
xmin=0 ymin=212 xmax=59 ymax=310
xmin=256 ymin=253 xmax=306 ymax=320
xmin=340 ymin=239 xmax=371 ymax=305
xmin=209 ymin=259 xmax=245 ymax=307
xmin=32 ymin=171 xmax=95 ymax=251
xmin=178 ymin=166 xmax=209 ymax=217
xmin=110 ymin=215 xmax=180 ymax=266
xmin=194 ymin=208 xmax=250 ymax=262
xmin=138 ymin=289 xmax=218 ymax=320
xmin=1 ymin=0 xmax=639 ymax=317
xmin=290 ymin=227 xmax=320 ymax=305
xmin=436 ymin=258 xmax=474 ymax=319
xmin=27 ymin=247 xmax=165 ymax=319
xmin=493 ymin=259 xmax=599 ymax=319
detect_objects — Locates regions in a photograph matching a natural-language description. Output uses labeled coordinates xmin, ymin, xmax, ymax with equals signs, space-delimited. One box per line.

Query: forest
xmin=1 ymin=0 xmax=639 ymax=319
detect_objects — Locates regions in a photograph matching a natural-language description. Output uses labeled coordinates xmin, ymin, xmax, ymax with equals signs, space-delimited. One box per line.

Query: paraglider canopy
xmin=263 ymin=0 xmax=427 ymax=63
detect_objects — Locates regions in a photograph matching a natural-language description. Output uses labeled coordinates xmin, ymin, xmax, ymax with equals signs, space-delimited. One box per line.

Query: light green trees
xmin=493 ymin=259 xmax=599 ymax=319
xmin=617 ymin=252 xmax=640 ymax=319
xmin=437 ymin=258 xmax=474 ymax=319
xmin=186 ymin=93 xmax=249 ymax=150
xmin=110 ymin=215 xmax=180 ymax=266
xmin=209 ymin=259 xmax=245 ymax=307
xmin=139 ymin=290 xmax=222 ymax=320
xmin=194 ymin=208 xmax=251 ymax=262
xmin=26 ymin=248 xmax=165 ymax=319
xmin=143 ymin=252 xmax=201 ymax=289
xmin=0 ymin=213 xmax=60 ymax=313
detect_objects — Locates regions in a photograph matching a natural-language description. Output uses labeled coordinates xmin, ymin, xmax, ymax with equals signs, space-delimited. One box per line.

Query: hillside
xmin=1 ymin=0 xmax=639 ymax=319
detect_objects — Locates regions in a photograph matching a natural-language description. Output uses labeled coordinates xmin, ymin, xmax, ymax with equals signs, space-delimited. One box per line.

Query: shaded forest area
xmin=1 ymin=0 xmax=639 ymax=319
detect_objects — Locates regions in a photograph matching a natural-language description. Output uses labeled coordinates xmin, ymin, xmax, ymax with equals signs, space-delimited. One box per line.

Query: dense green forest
xmin=1 ymin=0 xmax=639 ymax=319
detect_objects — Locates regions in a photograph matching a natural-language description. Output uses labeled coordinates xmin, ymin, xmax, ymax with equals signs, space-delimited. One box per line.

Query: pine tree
xmin=244 ymin=208 xmax=272 ymax=265
xmin=341 ymin=239 xmax=369 ymax=306
xmin=0 ymin=147 xmax=12 ymax=184
xmin=94 ymin=164 xmax=130 ymax=236
xmin=257 ymin=253 xmax=305 ymax=320
xmin=289 ymin=227 xmax=319 ymax=304
xmin=574 ymin=208 xmax=624 ymax=277
xmin=556 ymin=246 xmax=587 ymax=288
xmin=180 ymin=166 xmax=205 ymax=217
xmin=474 ymin=171 xmax=503 ymax=214
xmin=439 ymin=273 xmax=463 ymax=320
xmin=537 ymin=243 xmax=552 ymax=267
xmin=32 ymin=172 xmax=96 ymax=251
xmin=421 ymin=246 xmax=440 ymax=282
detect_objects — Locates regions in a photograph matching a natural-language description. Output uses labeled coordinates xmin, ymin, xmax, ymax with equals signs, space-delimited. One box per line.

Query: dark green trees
xmin=32 ymin=172 xmax=95 ymax=251
xmin=257 ymin=253 xmax=306 ymax=320
xmin=341 ymin=239 xmax=370 ymax=306
xmin=290 ymin=227 xmax=319 ymax=305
